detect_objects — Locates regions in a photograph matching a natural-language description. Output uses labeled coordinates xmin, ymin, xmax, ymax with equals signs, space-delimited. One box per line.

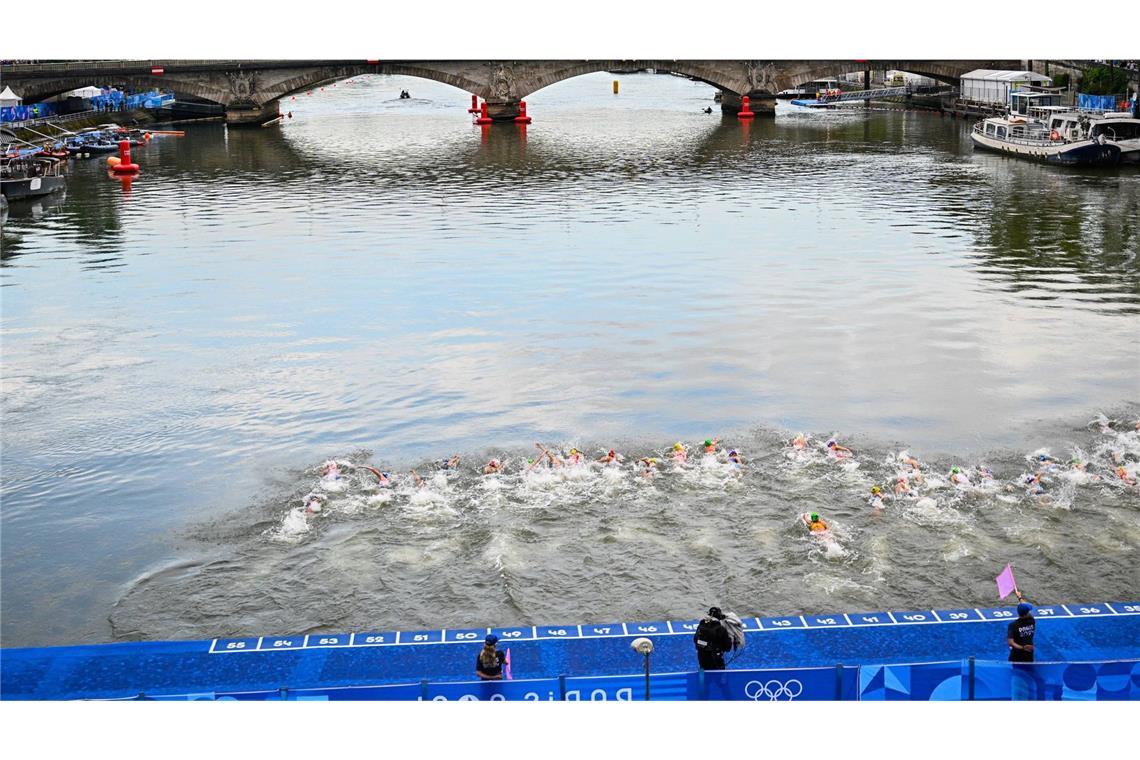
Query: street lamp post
xmin=631 ymin=637 xmax=654 ymax=701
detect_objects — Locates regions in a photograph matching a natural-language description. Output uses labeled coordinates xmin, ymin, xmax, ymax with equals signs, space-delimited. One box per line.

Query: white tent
xmin=0 ymin=85 xmax=22 ymax=107
xmin=65 ymin=86 xmax=102 ymax=98
xmin=961 ymin=70 xmax=1053 ymax=106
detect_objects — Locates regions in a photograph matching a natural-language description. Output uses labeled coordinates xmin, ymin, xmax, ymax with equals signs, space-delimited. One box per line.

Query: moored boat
xmin=1 ymin=156 xmax=68 ymax=200
xmin=970 ymin=115 xmax=1120 ymax=166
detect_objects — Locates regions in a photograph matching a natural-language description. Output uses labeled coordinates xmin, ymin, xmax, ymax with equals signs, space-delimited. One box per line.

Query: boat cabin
xmin=1009 ymin=91 xmax=1063 ymax=117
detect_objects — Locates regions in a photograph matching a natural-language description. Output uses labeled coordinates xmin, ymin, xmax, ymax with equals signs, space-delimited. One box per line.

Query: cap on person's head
xmin=1017 ymin=602 xmax=1032 ymax=616
xmin=951 ymin=466 xmax=961 ymax=473
xmin=673 ymin=442 xmax=683 ymax=450
xmin=871 ymin=486 xmax=881 ymax=494
xmin=704 ymin=439 xmax=713 ymax=447
xmin=708 ymin=607 xmax=724 ymax=619
xmin=729 ymin=450 xmax=738 ymax=456
xmin=485 ymin=634 xmax=499 ymax=645
xmin=810 ymin=513 xmax=819 ymax=522
xmin=826 ymin=439 xmax=837 ymax=447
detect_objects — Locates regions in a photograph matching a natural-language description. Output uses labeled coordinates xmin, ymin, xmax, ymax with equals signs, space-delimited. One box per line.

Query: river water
xmin=2 ymin=73 xmax=1138 ymax=649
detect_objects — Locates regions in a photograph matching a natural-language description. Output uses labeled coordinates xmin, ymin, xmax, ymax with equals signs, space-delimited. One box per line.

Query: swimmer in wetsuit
xmin=703 ymin=438 xmax=720 ymax=455
xmin=949 ymin=466 xmax=972 ymax=486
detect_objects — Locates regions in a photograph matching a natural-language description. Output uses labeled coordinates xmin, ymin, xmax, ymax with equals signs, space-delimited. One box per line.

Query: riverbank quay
xmin=1 ymin=108 xmax=156 ymax=143
xmin=3 ymin=602 xmax=1136 ymax=700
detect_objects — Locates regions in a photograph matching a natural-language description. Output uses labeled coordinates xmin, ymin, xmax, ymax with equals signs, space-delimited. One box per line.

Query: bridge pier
xmin=719 ymin=91 xmax=776 ymax=118
xmin=224 ymin=101 xmax=280 ymax=126
xmin=484 ymin=100 xmax=522 ymax=122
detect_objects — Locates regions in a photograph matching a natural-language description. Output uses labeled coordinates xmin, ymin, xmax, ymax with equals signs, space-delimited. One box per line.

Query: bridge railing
xmin=104 ymin=657 xmax=1139 ymax=702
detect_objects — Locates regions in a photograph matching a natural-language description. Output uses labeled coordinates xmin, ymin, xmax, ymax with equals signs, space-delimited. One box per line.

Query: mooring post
xmin=864 ymin=68 xmax=871 ymax=107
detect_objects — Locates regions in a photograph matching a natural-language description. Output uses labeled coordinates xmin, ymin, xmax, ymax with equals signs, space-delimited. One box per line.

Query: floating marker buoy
xmin=111 ymin=139 xmax=139 ymax=174
xmin=474 ymin=101 xmax=493 ymax=125
xmin=514 ymin=100 xmax=532 ymax=124
xmin=738 ymin=95 xmax=755 ymax=120
xmin=613 ymin=80 xmax=619 ymax=94
xmin=468 ymin=94 xmax=479 ymax=113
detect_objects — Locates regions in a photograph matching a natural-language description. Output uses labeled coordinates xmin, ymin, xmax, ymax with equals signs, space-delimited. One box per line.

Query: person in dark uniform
xmin=1007 ymin=599 xmax=1035 ymax=662
xmin=693 ymin=607 xmax=733 ymax=670
xmin=475 ymin=634 xmax=507 ymax=680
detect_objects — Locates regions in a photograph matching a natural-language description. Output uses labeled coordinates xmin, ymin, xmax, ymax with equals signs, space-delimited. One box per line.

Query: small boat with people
xmin=1 ymin=156 xmax=67 ymax=200
xmin=970 ymin=114 xmax=1121 ymax=166
xmin=778 ymin=79 xmax=843 ymax=100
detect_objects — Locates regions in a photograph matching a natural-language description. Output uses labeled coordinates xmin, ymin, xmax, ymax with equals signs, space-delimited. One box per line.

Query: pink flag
xmin=503 ymin=647 xmax=512 ymax=681
xmin=995 ymin=563 xmax=1018 ymax=599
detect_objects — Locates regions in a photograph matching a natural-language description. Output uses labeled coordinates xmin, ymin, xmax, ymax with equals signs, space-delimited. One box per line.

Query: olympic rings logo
xmin=743 ymin=679 xmax=804 ymax=701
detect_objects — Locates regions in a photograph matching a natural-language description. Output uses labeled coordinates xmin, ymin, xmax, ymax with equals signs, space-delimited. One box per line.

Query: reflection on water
xmin=1 ymin=72 xmax=1137 ymax=647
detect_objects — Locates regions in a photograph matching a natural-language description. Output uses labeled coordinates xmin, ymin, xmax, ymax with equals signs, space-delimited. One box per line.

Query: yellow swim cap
xmin=673 ymin=442 xmax=683 ymax=450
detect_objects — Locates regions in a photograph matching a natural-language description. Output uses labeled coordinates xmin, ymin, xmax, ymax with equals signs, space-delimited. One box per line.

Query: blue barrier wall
xmin=3 ymin=602 xmax=1138 ymax=700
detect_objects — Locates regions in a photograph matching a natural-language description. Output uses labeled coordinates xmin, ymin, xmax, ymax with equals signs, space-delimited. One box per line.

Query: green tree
xmin=1078 ymin=65 xmax=1130 ymax=95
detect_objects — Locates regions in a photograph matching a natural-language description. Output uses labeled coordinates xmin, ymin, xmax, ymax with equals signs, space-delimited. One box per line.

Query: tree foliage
xmin=1078 ymin=65 xmax=1130 ymax=96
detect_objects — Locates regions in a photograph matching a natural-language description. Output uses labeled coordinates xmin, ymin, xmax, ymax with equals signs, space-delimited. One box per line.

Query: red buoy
xmin=738 ymin=95 xmax=755 ymax=120
xmin=474 ymin=101 xmax=493 ymax=125
xmin=111 ymin=140 xmax=139 ymax=174
xmin=468 ymin=94 xmax=479 ymax=113
xmin=514 ymin=100 xmax=532 ymax=124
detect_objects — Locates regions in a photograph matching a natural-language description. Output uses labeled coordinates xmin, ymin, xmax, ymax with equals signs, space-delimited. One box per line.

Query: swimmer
xmin=702 ymin=438 xmax=720 ymax=455
xmin=1117 ymin=466 xmax=1138 ymax=486
xmin=566 ymin=448 xmax=584 ymax=465
xmin=304 ymin=494 xmax=324 ymax=515
xmin=1069 ymin=458 xmax=1088 ymax=473
xmin=976 ymin=465 xmax=994 ymax=481
xmin=1023 ymin=472 xmax=1045 ymax=495
xmin=483 ymin=458 xmax=503 ymax=475
xmin=791 ymin=433 xmax=808 ymax=450
xmin=869 ymin=485 xmax=886 ymax=510
xmin=949 ymin=466 xmax=971 ymax=486
xmin=597 ymin=448 xmax=621 ymax=464
xmin=410 ymin=470 xmax=427 ymax=488
xmin=898 ymin=452 xmax=922 ymax=471
xmin=320 ymin=460 xmax=341 ymax=480
xmin=441 ymin=454 xmax=461 ymax=470
xmin=826 ymin=439 xmax=853 ymax=459
xmin=533 ymin=443 xmax=563 ymax=467
xmin=671 ymin=442 xmax=688 ymax=463
xmin=802 ymin=512 xmax=829 ymax=533
xmin=727 ymin=449 xmax=743 ymax=465
xmin=894 ymin=476 xmax=914 ymax=497
xmin=638 ymin=457 xmax=659 ymax=477
xmin=362 ymin=466 xmax=391 ymax=486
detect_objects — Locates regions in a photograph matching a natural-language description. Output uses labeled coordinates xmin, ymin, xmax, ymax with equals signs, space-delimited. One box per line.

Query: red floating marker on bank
xmin=474 ymin=101 xmax=493 ymax=125
xmin=514 ymin=100 xmax=532 ymax=124
xmin=468 ymin=94 xmax=479 ymax=113
xmin=737 ymin=95 xmax=755 ymax=120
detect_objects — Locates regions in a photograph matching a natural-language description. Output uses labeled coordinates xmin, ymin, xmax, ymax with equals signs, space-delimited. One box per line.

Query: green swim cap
xmin=527 ymin=458 xmax=534 ymax=464
xmin=951 ymin=466 xmax=961 ymax=473
xmin=704 ymin=439 xmax=713 ymax=446
xmin=810 ymin=513 xmax=819 ymax=522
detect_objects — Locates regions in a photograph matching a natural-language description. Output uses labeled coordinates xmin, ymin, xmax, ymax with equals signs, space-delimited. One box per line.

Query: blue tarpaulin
xmin=1078 ymin=93 xmax=1116 ymax=111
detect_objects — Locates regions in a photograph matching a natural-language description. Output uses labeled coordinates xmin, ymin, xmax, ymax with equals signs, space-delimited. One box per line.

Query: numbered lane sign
xmin=397 ymin=630 xmax=443 ymax=644
xmin=211 ymin=637 xmax=261 ymax=653
xmin=352 ymin=632 xmax=396 ymax=646
xmin=847 ymin=612 xmax=890 ymax=626
xmin=894 ymin=611 xmax=934 ymax=624
xmin=674 ymin=620 xmax=700 ymax=632
xmin=979 ymin=608 xmax=1017 ymax=620
xmin=805 ymin=615 xmax=850 ymax=628
xmin=581 ymin=624 xmax=625 ymax=637
xmin=1028 ymin=606 xmax=1069 ymax=618
xmin=444 ymin=629 xmax=487 ymax=643
xmin=258 ymin=637 xmax=303 ymax=651
xmin=1069 ymin=604 xmax=1111 ymax=617
xmin=489 ymin=627 xmax=533 ymax=641
xmin=1112 ymin=602 xmax=1140 ymax=615
xmin=536 ymin=626 xmax=579 ymax=639
xmin=759 ymin=616 xmax=805 ymax=630
xmin=305 ymin=634 xmax=349 ymax=648
xmin=629 ymin=622 xmax=667 ymax=635
xmin=937 ymin=609 xmax=983 ymax=622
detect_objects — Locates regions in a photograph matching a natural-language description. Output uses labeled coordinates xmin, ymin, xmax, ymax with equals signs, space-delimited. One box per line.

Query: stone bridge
xmin=1 ymin=59 xmax=1019 ymax=124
